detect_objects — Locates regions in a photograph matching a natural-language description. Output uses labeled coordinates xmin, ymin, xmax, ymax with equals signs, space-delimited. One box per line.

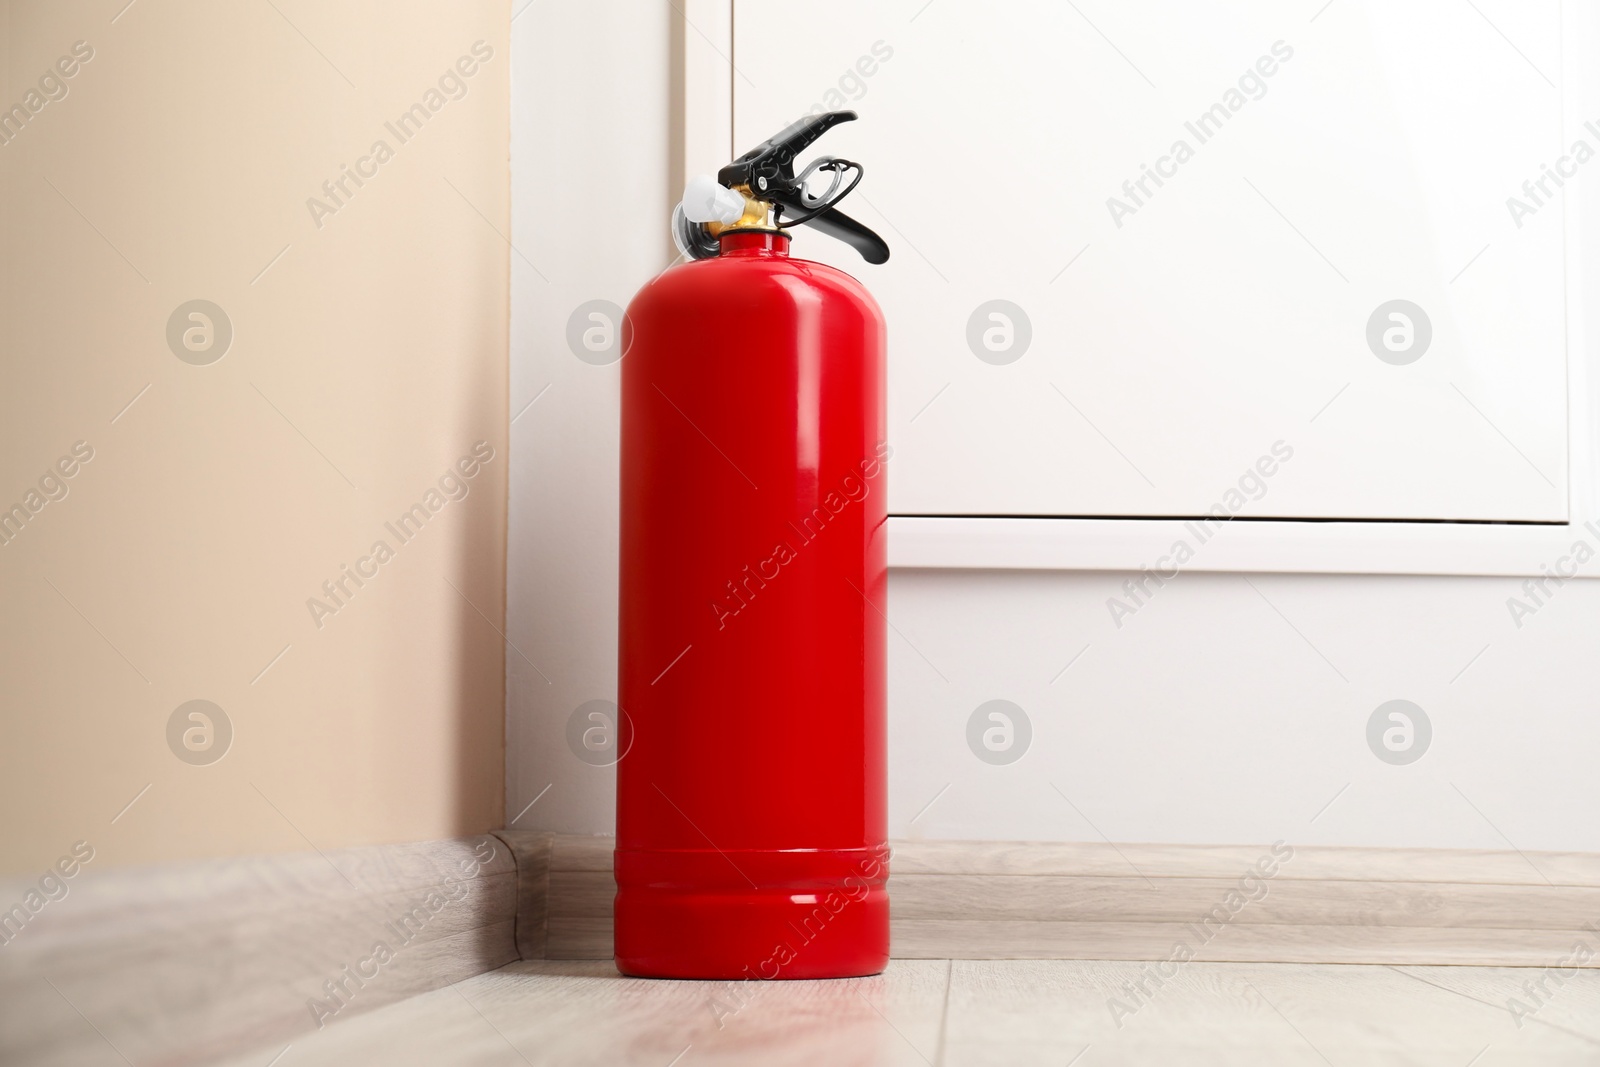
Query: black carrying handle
xmin=717 ymin=110 xmax=890 ymax=265
xmin=719 ymin=111 xmax=855 ymax=189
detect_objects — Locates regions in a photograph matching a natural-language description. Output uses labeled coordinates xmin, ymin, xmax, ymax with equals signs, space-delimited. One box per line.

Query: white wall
xmin=507 ymin=0 xmax=672 ymax=837
xmin=888 ymin=568 xmax=1600 ymax=852
xmin=508 ymin=3 xmax=1600 ymax=852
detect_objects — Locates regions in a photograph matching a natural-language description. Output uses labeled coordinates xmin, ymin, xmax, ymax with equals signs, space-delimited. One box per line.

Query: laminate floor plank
xmin=942 ymin=960 xmax=1600 ymax=1066
xmin=1389 ymin=964 xmax=1600 ymax=1045
xmin=208 ymin=958 xmax=1600 ymax=1067
xmin=217 ymin=959 xmax=950 ymax=1067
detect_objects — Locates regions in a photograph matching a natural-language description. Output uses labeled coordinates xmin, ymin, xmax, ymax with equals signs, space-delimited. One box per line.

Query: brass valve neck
xmin=705 ymin=184 xmax=777 ymax=234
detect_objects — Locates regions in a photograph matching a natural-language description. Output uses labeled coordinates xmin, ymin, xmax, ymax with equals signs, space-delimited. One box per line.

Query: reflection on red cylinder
xmin=615 ymin=230 xmax=889 ymax=979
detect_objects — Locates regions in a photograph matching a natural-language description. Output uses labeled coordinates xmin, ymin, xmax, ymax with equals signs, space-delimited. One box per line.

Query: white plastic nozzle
xmin=681 ymin=174 xmax=746 ymax=225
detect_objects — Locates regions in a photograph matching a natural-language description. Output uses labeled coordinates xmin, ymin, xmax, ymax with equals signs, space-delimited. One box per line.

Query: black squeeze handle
xmin=717 ymin=110 xmax=891 ymax=265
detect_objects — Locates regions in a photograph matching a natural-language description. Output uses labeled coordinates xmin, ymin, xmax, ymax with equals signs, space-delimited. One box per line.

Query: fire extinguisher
xmin=615 ymin=111 xmax=892 ymax=979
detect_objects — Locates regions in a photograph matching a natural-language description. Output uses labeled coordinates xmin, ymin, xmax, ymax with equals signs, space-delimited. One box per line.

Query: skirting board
xmin=492 ymin=832 xmax=1600 ymax=968
xmin=0 ymin=834 xmax=518 ymax=1067
xmin=9 ymin=833 xmax=1597 ymax=1064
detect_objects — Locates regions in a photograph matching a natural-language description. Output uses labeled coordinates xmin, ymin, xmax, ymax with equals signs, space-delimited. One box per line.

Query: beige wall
xmin=0 ymin=0 xmax=509 ymax=874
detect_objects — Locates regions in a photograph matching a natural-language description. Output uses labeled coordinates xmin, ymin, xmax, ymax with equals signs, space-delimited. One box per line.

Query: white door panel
xmin=732 ymin=0 xmax=1568 ymax=520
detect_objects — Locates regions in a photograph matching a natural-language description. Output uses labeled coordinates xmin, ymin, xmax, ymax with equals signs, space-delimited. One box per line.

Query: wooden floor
xmin=213 ymin=959 xmax=1600 ymax=1066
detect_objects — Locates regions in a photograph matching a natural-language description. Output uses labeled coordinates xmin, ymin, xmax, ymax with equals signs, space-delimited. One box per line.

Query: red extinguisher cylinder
xmin=615 ymin=229 xmax=889 ymax=979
